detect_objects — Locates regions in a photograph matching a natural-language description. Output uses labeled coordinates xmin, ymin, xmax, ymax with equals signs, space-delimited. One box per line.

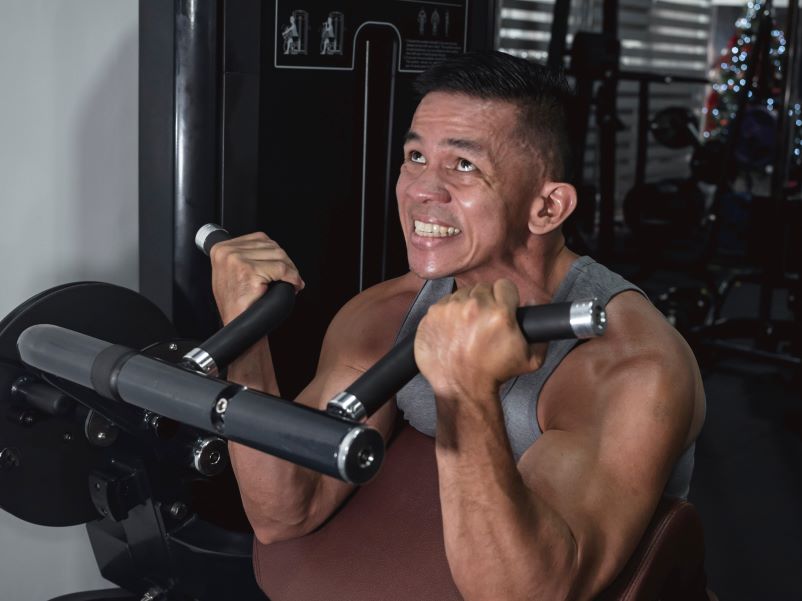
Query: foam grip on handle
xmin=18 ymin=324 xmax=384 ymax=484
xmin=516 ymin=302 xmax=574 ymax=342
xmin=340 ymin=335 xmax=417 ymax=420
xmin=517 ymin=298 xmax=606 ymax=341
xmin=197 ymin=281 xmax=295 ymax=371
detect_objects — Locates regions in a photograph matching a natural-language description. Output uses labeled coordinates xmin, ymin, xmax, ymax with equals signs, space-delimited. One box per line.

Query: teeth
xmin=413 ymin=220 xmax=461 ymax=238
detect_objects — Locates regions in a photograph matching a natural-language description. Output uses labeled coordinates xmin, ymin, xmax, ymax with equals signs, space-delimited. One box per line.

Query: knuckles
xmin=211 ymin=235 xmax=301 ymax=291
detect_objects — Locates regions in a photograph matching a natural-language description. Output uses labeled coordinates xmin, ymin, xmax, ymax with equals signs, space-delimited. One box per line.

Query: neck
xmin=453 ymin=233 xmax=578 ymax=306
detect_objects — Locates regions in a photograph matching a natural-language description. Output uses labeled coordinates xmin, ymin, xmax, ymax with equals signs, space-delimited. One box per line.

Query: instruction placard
xmin=275 ymin=0 xmax=468 ymax=72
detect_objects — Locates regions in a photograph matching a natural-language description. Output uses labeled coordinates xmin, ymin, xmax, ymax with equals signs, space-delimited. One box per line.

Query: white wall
xmin=0 ymin=1 xmax=139 ymax=598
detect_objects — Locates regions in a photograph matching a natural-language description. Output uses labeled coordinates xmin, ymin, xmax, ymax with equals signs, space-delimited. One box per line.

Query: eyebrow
xmin=404 ymin=130 xmax=421 ymax=144
xmin=444 ymin=137 xmax=485 ymax=154
xmin=404 ymin=130 xmax=486 ymax=155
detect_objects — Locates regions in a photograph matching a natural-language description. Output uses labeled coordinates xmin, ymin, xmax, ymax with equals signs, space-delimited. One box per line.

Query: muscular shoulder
xmin=319 ymin=272 xmax=424 ymax=372
xmin=540 ymin=290 xmax=704 ymax=445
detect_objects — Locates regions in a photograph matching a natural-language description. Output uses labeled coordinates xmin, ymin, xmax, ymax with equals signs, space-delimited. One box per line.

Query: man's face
xmin=396 ymin=91 xmax=540 ymax=281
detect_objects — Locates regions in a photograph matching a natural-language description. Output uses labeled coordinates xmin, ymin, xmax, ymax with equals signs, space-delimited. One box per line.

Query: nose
xmin=400 ymin=167 xmax=451 ymax=204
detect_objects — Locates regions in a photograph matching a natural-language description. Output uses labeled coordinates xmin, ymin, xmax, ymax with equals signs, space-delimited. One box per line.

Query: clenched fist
xmin=210 ymin=232 xmax=304 ymax=325
xmin=414 ymin=279 xmax=543 ymax=401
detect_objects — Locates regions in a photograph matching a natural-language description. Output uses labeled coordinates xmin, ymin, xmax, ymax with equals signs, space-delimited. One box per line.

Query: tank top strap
xmin=394 ymin=277 xmax=455 ymax=343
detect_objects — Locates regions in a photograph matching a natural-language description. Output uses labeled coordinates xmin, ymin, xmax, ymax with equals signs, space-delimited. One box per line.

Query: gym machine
xmin=552 ymin=0 xmax=802 ymax=362
xmin=547 ymin=0 xmax=712 ymax=265
xmin=139 ymin=0 xmax=499 ymax=399
xmin=688 ymin=0 xmax=802 ymax=369
xmin=0 ymin=224 xmax=606 ymax=601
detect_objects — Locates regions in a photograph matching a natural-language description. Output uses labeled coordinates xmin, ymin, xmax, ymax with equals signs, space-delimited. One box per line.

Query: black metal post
xmin=761 ymin=0 xmax=800 ymax=342
xmin=547 ymin=0 xmax=572 ymax=71
xmin=597 ymin=0 xmax=619 ymax=261
xmin=173 ymin=0 xmax=221 ymax=339
xmin=219 ymin=0 xmax=262 ymax=236
xmin=140 ymin=0 xmax=222 ymax=339
xmin=634 ymin=79 xmax=650 ymax=188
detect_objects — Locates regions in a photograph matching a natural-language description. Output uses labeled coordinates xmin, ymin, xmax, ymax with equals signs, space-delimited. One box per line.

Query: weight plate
xmin=0 ymin=282 xmax=176 ymax=526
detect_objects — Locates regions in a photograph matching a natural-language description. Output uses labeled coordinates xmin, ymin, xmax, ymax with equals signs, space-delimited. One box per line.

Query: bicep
xmin=517 ymin=360 xmax=695 ymax=597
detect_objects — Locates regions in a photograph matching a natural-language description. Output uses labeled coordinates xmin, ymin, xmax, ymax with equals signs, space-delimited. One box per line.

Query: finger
xmin=493 ymin=279 xmax=520 ymax=310
xmin=222 ymin=239 xmax=279 ymax=251
xmin=252 ymin=259 xmax=305 ymax=291
xmin=525 ymin=342 xmax=547 ymax=371
xmin=212 ymin=249 xmax=305 ymax=291
xmin=449 ymin=285 xmax=472 ymax=302
xmin=211 ymin=239 xmax=279 ymax=259
xmin=231 ymin=231 xmax=275 ymax=244
xmin=222 ymin=247 xmax=290 ymax=262
xmin=467 ymin=282 xmax=493 ymax=305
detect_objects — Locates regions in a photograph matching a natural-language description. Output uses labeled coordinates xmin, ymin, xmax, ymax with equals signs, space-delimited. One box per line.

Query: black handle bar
xmin=16 ymin=298 xmax=605 ymax=484
xmin=180 ymin=224 xmax=295 ymax=376
xmin=327 ymin=299 xmax=607 ymax=421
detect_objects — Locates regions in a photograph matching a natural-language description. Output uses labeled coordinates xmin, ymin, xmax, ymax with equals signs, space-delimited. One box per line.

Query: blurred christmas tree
xmin=702 ymin=0 xmax=801 ymax=176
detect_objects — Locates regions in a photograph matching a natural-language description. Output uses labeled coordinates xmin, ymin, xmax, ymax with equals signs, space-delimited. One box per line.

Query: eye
xmin=456 ymin=158 xmax=476 ymax=172
xmin=408 ymin=150 xmax=426 ymax=164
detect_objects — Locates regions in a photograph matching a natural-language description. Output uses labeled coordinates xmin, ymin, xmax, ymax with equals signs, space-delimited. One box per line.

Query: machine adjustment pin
xmin=18 ymin=411 xmax=36 ymax=427
xmin=169 ymin=501 xmax=188 ymax=520
xmin=140 ymin=587 xmax=166 ymax=601
xmin=0 ymin=448 xmax=20 ymax=471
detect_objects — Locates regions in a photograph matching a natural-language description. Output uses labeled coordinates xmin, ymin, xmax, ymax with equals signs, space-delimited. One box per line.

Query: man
xmin=211 ymin=52 xmax=705 ymax=600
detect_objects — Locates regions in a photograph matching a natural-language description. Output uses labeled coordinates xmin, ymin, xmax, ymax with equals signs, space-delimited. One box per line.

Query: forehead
xmin=407 ymin=92 xmax=521 ymax=144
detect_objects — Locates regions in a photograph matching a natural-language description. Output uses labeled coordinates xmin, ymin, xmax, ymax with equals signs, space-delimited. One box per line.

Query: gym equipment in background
xmin=689 ymin=0 xmax=802 ymax=369
xmin=139 ymin=0 xmax=499 ymax=399
xmin=0 ymin=282 xmax=264 ymax=601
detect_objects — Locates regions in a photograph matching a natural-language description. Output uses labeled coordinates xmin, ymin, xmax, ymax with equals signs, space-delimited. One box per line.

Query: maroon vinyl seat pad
xmin=254 ymin=425 xmax=710 ymax=601
xmin=254 ymin=426 xmax=462 ymax=601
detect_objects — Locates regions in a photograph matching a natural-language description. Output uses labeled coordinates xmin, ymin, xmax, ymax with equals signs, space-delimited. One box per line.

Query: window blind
xmin=498 ymin=0 xmax=713 ymax=215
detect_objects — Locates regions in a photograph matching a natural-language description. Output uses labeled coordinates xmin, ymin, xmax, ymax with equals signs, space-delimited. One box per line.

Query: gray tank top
xmin=395 ymin=256 xmax=695 ymax=499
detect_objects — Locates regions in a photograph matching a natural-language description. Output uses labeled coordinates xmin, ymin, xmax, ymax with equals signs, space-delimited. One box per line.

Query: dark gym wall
xmin=139 ymin=0 xmax=498 ymax=396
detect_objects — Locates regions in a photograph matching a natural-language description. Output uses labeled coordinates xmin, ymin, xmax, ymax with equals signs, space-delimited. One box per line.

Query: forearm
xmin=229 ymin=440 xmax=324 ymax=543
xmin=435 ymin=393 xmax=578 ymax=601
xmin=225 ymin=338 xmax=322 ymax=541
xmin=226 ymin=336 xmax=279 ymax=396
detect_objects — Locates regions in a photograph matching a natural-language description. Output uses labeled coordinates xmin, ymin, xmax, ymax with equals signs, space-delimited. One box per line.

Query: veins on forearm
xmin=434 ymin=391 xmax=577 ymax=600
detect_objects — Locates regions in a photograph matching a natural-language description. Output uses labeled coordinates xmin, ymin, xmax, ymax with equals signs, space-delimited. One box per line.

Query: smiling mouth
xmin=413 ymin=220 xmax=461 ymax=238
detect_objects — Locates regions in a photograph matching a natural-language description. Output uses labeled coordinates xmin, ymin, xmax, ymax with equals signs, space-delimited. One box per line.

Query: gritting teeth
xmin=414 ymin=220 xmax=461 ymax=238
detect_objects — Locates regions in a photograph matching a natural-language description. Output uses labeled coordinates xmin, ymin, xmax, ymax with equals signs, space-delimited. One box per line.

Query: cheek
xmin=396 ymin=167 xmax=415 ymax=201
xmin=395 ymin=175 xmax=409 ymax=213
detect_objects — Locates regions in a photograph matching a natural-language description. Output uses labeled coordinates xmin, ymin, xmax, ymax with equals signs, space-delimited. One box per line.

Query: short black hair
xmin=414 ymin=51 xmax=574 ymax=182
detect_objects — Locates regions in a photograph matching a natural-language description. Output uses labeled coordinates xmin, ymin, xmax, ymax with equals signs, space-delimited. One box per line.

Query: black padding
xmin=202 ymin=228 xmax=230 ymax=255
xmin=346 ymin=301 xmax=586 ymax=419
xmin=516 ymin=302 xmax=574 ymax=342
xmin=198 ymin=281 xmax=295 ymax=370
xmin=345 ymin=334 xmax=417 ymax=419
xmin=90 ymin=344 xmax=137 ymax=400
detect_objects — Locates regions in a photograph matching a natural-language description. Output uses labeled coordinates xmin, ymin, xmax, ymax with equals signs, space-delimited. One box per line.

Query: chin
xmin=407 ymin=255 xmax=457 ymax=280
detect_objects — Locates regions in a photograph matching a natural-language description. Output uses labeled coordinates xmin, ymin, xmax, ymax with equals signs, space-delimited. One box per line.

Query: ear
xmin=528 ymin=181 xmax=577 ymax=235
